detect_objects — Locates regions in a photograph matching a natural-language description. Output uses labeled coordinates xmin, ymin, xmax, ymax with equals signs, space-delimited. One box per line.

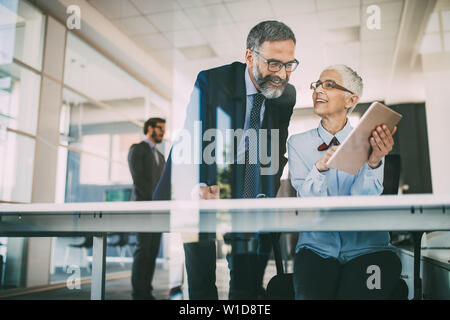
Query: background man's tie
xmin=152 ymin=147 xmax=160 ymax=166
xmin=242 ymin=93 xmax=265 ymax=198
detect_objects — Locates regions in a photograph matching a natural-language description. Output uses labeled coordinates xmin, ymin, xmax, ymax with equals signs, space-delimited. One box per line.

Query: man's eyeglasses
xmin=253 ymin=51 xmax=299 ymax=72
xmin=310 ymin=80 xmax=354 ymax=94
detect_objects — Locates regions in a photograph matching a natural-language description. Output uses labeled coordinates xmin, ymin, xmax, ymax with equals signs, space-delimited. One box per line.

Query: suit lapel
xmin=156 ymin=149 xmax=165 ymax=171
xmin=229 ymin=64 xmax=247 ymax=198
xmin=232 ymin=63 xmax=247 ymax=131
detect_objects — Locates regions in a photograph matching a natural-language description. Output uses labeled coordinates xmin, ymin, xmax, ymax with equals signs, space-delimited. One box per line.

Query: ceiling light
xmin=179 ymin=44 xmax=217 ymax=60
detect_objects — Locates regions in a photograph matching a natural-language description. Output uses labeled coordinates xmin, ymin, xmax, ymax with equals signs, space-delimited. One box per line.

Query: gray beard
xmin=252 ymin=63 xmax=287 ymax=99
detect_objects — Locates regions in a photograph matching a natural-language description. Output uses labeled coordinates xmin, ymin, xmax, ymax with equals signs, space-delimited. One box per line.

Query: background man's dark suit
xmin=153 ymin=61 xmax=296 ymax=299
xmin=128 ymin=140 xmax=165 ymax=299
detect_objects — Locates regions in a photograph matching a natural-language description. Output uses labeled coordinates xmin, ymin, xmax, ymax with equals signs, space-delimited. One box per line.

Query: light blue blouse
xmin=287 ymin=120 xmax=396 ymax=263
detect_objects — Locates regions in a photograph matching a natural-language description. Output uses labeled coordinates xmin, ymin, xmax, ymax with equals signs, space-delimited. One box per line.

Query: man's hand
xmin=191 ymin=184 xmax=220 ymax=200
xmin=315 ymin=146 xmax=339 ymax=172
xmin=368 ymin=125 xmax=397 ymax=169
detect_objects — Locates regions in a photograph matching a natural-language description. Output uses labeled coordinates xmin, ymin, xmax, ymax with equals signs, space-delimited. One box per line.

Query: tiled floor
xmin=1 ymin=259 xmax=290 ymax=300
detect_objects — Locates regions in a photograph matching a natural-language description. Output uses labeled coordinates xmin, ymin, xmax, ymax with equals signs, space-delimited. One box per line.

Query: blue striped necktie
xmin=242 ymin=93 xmax=265 ymax=198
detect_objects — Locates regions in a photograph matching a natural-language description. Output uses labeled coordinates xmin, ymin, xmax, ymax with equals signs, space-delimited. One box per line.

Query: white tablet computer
xmin=326 ymin=102 xmax=403 ymax=175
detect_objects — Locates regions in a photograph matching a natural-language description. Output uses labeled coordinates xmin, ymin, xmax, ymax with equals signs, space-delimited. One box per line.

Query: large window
xmin=420 ymin=9 xmax=450 ymax=53
xmin=0 ymin=0 xmax=44 ymax=203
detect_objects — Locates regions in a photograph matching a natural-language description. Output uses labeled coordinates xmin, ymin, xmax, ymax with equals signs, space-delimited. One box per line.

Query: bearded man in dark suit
xmin=154 ymin=21 xmax=298 ymax=300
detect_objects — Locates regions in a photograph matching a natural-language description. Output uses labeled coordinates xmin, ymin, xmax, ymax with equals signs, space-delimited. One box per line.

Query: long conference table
xmin=0 ymin=194 xmax=449 ymax=300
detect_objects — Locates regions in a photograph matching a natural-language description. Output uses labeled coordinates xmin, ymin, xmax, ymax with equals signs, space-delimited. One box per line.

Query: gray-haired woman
xmin=287 ymin=65 xmax=403 ymax=299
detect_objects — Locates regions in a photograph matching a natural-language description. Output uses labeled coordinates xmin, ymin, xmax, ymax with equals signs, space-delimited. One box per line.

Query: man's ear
xmin=245 ymin=49 xmax=253 ymax=67
xmin=146 ymin=125 xmax=153 ymax=137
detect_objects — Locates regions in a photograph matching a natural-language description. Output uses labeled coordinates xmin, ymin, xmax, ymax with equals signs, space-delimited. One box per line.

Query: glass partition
xmin=64 ymin=32 xmax=151 ymax=111
xmin=0 ymin=131 xmax=35 ymax=202
xmin=59 ymin=88 xmax=141 ymax=201
xmin=0 ymin=0 xmax=45 ymax=70
xmin=0 ymin=62 xmax=41 ymax=136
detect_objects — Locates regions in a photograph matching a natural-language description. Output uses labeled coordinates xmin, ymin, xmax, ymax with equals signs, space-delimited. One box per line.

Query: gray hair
xmin=323 ymin=65 xmax=363 ymax=114
xmin=323 ymin=64 xmax=363 ymax=98
xmin=247 ymin=20 xmax=296 ymax=51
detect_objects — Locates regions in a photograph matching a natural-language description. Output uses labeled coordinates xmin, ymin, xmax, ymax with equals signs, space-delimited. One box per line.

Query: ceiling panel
xmin=279 ymin=13 xmax=321 ymax=36
xmin=269 ymin=0 xmax=316 ymax=16
xmin=235 ymin=18 xmax=278 ymax=38
xmin=324 ymin=26 xmax=360 ymax=43
xmin=318 ymin=7 xmax=361 ymax=29
xmin=225 ymin=0 xmax=274 ymax=22
xmin=88 ymin=0 xmax=140 ymax=19
xmin=133 ymin=33 xmax=173 ymax=51
xmin=209 ymin=41 xmax=245 ymax=59
xmin=177 ymin=0 xmax=223 ymax=9
xmin=179 ymin=44 xmax=218 ymax=60
xmin=362 ymin=0 xmax=402 ymax=5
xmin=165 ymin=29 xmax=208 ymax=48
xmin=112 ymin=16 xmax=158 ymax=36
xmin=151 ymin=48 xmax=187 ymax=65
xmin=198 ymin=23 xmax=242 ymax=44
xmin=146 ymin=10 xmax=195 ymax=32
xmin=131 ymin=0 xmax=181 ymax=14
xmin=185 ymin=4 xmax=233 ymax=28
xmin=317 ymin=0 xmax=360 ymax=11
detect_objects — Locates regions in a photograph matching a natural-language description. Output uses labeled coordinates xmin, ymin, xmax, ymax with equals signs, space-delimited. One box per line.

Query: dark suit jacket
xmin=153 ymin=61 xmax=296 ymax=201
xmin=128 ymin=141 xmax=165 ymax=201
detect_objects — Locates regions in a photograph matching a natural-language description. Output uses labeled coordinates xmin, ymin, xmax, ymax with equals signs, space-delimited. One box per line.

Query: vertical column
xmin=25 ymin=16 xmax=67 ymax=288
xmin=421 ymin=52 xmax=450 ymax=194
xmin=91 ymin=235 xmax=106 ymax=300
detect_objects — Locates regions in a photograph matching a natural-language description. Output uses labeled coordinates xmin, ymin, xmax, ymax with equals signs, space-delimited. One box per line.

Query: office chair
xmin=104 ymin=188 xmax=134 ymax=267
xmin=107 ymin=234 xmax=134 ymax=267
xmin=63 ymin=236 xmax=93 ymax=273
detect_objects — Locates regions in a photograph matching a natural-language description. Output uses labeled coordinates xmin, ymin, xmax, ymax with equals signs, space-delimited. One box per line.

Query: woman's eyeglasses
xmin=310 ymin=80 xmax=354 ymax=94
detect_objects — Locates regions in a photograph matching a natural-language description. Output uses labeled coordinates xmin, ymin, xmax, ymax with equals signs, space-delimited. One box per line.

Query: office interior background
xmin=0 ymin=0 xmax=449 ymax=299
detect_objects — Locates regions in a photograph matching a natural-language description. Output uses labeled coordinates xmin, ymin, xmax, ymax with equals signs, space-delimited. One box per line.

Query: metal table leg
xmin=412 ymin=231 xmax=424 ymax=300
xmin=91 ymin=234 xmax=106 ymax=300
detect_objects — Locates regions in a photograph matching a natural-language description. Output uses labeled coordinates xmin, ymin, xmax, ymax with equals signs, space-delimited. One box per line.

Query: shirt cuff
xmin=309 ymin=164 xmax=327 ymax=181
xmin=191 ymin=183 xmax=208 ymax=200
xmin=362 ymin=160 xmax=384 ymax=177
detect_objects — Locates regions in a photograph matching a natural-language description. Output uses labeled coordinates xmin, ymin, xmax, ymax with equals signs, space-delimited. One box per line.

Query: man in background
xmin=128 ymin=117 xmax=166 ymax=300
